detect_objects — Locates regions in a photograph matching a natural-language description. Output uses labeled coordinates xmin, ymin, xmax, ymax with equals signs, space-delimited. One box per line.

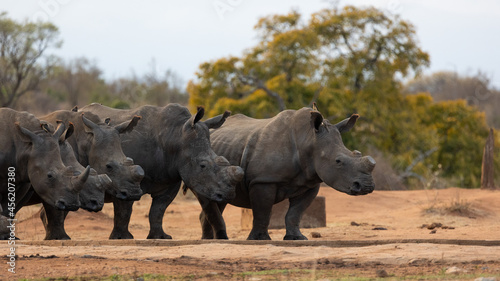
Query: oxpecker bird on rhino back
xmin=198 ymin=104 xmax=376 ymax=240
xmin=0 ymin=108 xmax=89 ymax=239
xmin=81 ymin=103 xmax=244 ymax=239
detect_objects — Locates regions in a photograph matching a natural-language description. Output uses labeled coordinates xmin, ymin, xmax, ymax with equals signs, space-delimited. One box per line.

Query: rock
xmin=429 ymin=229 xmax=437 ymax=234
xmin=376 ymin=269 xmax=389 ymax=277
xmin=311 ymin=232 xmax=322 ymax=238
xmin=445 ymin=266 xmax=467 ymax=274
xmin=351 ymin=221 xmax=360 ymax=226
xmin=372 ymin=227 xmax=387 ymax=230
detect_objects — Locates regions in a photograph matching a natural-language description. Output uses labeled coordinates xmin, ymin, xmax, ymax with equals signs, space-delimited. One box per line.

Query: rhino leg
xmin=109 ymin=199 xmax=134 ymax=239
xmin=147 ymin=183 xmax=180 ymax=239
xmin=247 ymin=184 xmax=277 ymax=240
xmin=283 ymin=185 xmax=320 ymax=240
xmin=198 ymin=196 xmax=228 ymax=239
xmin=40 ymin=203 xmax=70 ymax=240
xmin=0 ymin=214 xmax=13 ymax=240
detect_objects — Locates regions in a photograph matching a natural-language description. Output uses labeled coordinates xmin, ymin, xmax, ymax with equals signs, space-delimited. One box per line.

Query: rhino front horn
xmin=73 ymin=165 xmax=91 ymax=191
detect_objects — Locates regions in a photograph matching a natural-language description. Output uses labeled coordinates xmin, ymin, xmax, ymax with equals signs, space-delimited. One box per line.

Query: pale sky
xmin=2 ymin=0 xmax=500 ymax=88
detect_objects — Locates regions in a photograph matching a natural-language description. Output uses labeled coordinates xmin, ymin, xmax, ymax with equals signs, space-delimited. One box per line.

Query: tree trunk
xmin=481 ymin=128 xmax=495 ymax=189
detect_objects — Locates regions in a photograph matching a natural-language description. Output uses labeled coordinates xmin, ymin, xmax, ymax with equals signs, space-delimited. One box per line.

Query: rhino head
xmin=57 ymin=122 xmax=111 ymax=212
xmin=15 ymin=122 xmax=89 ymax=211
xmin=81 ymin=114 xmax=144 ymax=201
xmin=308 ymin=108 xmax=375 ymax=196
xmin=178 ymin=107 xmax=242 ymax=202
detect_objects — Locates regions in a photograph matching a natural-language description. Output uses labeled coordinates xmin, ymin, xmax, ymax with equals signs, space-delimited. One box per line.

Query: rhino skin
xmin=197 ymin=106 xmax=376 ymax=240
xmin=39 ymin=110 xmax=144 ymax=202
xmin=81 ymin=103 xmax=244 ymax=239
xmin=0 ymin=108 xmax=89 ymax=239
xmin=27 ymin=122 xmax=112 ymax=240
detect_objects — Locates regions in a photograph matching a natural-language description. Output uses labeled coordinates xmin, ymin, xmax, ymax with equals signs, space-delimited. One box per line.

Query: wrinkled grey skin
xmin=27 ymin=122 xmax=112 ymax=240
xmin=81 ymin=103 xmax=244 ymax=239
xmin=197 ymin=106 xmax=376 ymax=240
xmin=0 ymin=108 xmax=88 ymax=239
xmin=39 ymin=110 xmax=144 ymax=202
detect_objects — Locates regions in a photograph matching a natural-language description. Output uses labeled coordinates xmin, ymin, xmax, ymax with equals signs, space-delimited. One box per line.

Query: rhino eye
xmin=335 ymin=159 xmax=342 ymax=164
xmin=47 ymin=173 xmax=54 ymax=179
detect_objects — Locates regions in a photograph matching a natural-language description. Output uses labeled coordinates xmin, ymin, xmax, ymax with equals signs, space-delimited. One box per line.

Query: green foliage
xmin=0 ymin=12 xmax=62 ymax=107
xmin=188 ymin=5 xmax=490 ymax=188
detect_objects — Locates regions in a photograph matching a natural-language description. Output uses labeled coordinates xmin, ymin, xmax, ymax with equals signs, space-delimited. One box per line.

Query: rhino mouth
xmin=81 ymin=200 xmax=104 ymax=212
xmin=349 ymin=181 xmax=374 ymax=196
xmin=55 ymin=200 xmax=80 ymax=211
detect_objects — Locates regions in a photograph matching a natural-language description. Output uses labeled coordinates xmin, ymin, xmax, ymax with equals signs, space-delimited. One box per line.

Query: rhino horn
xmin=362 ymin=156 xmax=376 ymax=172
xmin=189 ymin=106 xmax=205 ymax=128
xmin=82 ymin=114 xmax=100 ymax=132
xmin=98 ymin=174 xmax=112 ymax=188
xmin=72 ymin=165 xmax=91 ymax=191
xmin=115 ymin=116 xmax=141 ymax=134
xmin=204 ymin=110 xmax=230 ymax=129
xmin=15 ymin=122 xmax=42 ymax=144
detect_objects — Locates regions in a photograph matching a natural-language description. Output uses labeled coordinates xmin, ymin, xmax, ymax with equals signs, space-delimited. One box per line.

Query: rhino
xmin=196 ymin=105 xmax=376 ymax=240
xmin=81 ymin=103 xmax=244 ymax=239
xmin=0 ymin=108 xmax=89 ymax=239
xmin=26 ymin=122 xmax=112 ymax=240
xmin=39 ymin=110 xmax=144 ymax=201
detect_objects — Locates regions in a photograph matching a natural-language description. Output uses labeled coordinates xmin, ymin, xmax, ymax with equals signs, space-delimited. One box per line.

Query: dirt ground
xmin=3 ymin=187 xmax=500 ymax=280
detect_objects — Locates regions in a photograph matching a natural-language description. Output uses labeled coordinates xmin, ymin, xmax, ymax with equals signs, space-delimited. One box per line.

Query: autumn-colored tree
xmin=189 ymin=5 xmax=492 ymax=188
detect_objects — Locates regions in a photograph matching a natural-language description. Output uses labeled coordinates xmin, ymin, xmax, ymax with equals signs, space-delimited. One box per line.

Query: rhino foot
xmin=109 ymin=230 xmax=134 ymax=239
xmin=283 ymin=234 xmax=308 ymax=240
xmin=0 ymin=233 xmax=18 ymax=240
xmin=147 ymin=231 xmax=172 ymax=239
xmin=247 ymin=231 xmax=271 ymax=240
xmin=44 ymin=233 xmax=71 ymax=240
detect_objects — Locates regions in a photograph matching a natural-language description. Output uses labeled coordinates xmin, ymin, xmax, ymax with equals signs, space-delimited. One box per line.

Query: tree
xmin=0 ymin=13 xmax=61 ymax=107
xmin=188 ymin=5 xmax=429 ymax=120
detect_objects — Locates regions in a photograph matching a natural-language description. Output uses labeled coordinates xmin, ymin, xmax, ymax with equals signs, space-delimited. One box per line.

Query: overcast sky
xmin=3 ymin=0 xmax=500 ymax=88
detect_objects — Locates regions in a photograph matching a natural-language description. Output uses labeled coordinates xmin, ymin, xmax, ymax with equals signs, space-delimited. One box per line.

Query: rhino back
xmin=211 ymin=110 xmax=308 ymax=188
xmin=81 ymin=103 xmax=191 ymax=184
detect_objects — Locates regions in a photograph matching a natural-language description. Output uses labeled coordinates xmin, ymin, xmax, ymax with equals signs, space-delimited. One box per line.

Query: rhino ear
xmin=53 ymin=121 xmax=67 ymax=141
xmin=310 ymin=111 xmax=324 ymax=133
xmin=15 ymin=122 xmax=42 ymax=144
xmin=59 ymin=122 xmax=75 ymax=143
xmin=115 ymin=115 xmax=141 ymax=134
xmin=335 ymin=114 xmax=359 ymax=133
xmin=204 ymin=110 xmax=230 ymax=129
xmin=189 ymin=106 xmax=205 ymax=128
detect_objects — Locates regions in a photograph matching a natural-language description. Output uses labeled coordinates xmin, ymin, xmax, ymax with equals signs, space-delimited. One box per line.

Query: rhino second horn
xmin=99 ymin=174 xmax=112 ymax=187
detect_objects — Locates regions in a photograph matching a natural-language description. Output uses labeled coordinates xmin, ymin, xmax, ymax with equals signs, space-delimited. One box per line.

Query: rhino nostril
xmin=55 ymin=200 xmax=66 ymax=210
xmin=214 ymin=193 xmax=223 ymax=201
xmin=352 ymin=181 xmax=361 ymax=192
xmin=117 ymin=191 xmax=128 ymax=200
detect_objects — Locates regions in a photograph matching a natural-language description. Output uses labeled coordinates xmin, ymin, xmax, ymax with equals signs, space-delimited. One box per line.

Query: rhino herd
xmin=0 ymin=103 xmax=375 ymax=241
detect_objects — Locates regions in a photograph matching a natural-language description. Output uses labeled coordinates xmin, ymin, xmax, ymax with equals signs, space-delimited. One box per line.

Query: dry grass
xmin=423 ymin=190 xmax=483 ymax=218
